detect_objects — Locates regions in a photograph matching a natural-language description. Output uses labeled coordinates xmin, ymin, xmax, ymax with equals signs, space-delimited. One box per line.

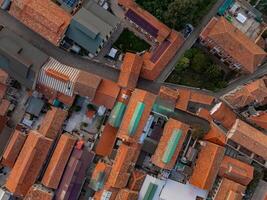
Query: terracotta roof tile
xmin=127 ymin=169 xmax=146 ymax=191
xmin=42 ymin=133 xmax=76 ymax=189
xmin=190 ymin=92 xmax=215 ymax=105
xmin=92 ymin=79 xmax=121 ymax=109
xmin=189 ymin=141 xmax=225 ymax=190
xmin=249 ymin=112 xmax=267 ymax=130
xmin=204 ymin=122 xmax=226 ymax=146
xmin=200 ymin=17 xmax=266 ymax=73
xmin=5 ymin=131 xmax=53 ymax=197
xmin=118 ymin=53 xmax=143 ymax=89
xmin=90 ymin=162 xmax=112 ymax=191
xmin=9 ymin=0 xmax=71 ymax=45
xmin=24 ymin=184 xmax=54 ymax=200
xmin=95 ymin=124 xmax=118 ymax=157
xmin=218 ymin=156 xmax=254 ymax=186
xmin=115 ymin=189 xmax=138 ymax=200
xmin=1 ymin=130 xmax=27 ymax=168
xmin=175 ymin=89 xmax=191 ymax=111
xmin=157 ymin=86 xmax=179 ymax=110
xmin=93 ymin=185 xmax=119 ymax=200
xmin=210 ymin=102 xmax=237 ymax=129
xmin=196 ymin=108 xmax=213 ymax=122
xmin=151 ymin=118 xmax=189 ymax=170
xmin=214 ymin=178 xmax=246 ymax=200
xmin=38 ymin=107 xmax=68 ymax=140
xmin=117 ymin=89 xmax=156 ymax=143
xmin=227 ymin=119 xmax=267 ymax=160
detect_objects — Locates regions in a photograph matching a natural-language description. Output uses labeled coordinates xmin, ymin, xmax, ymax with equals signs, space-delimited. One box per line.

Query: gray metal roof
xmin=0 ymin=27 xmax=48 ymax=89
xmin=26 ymin=97 xmax=45 ymax=117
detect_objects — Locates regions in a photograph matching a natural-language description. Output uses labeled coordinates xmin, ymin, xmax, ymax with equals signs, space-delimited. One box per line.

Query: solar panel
xmin=62 ymin=0 xmax=78 ymax=8
xmin=126 ymin=9 xmax=159 ymax=38
xmin=150 ymin=40 xmax=171 ymax=63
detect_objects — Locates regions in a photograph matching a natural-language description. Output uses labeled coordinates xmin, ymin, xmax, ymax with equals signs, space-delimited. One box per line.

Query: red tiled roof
xmin=118 ymin=53 xmax=143 ymax=89
xmin=115 ymin=189 xmax=138 ymax=200
xmin=151 ymin=118 xmax=189 ymax=170
xmin=157 ymin=86 xmax=179 ymax=110
xmin=92 ymin=79 xmax=121 ymax=109
xmin=190 ymin=92 xmax=215 ymax=105
xmin=227 ymin=119 xmax=267 ymax=160
xmin=189 ymin=141 xmax=225 ymax=190
xmin=204 ymin=122 xmax=226 ymax=146
xmin=200 ymin=17 xmax=266 ymax=73
xmin=1 ymin=130 xmax=27 ymax=168
xmin=42 ymin=133 xmax=76 ymax=189
xmin=95 ymin=124 xmax=118 ymax=157
xmin=5 ymin=131 xmax=53 ymax=197
xmin=24 ymin=184 xmax=54 ymax=200
xmin=196 ymin=108 xmax=213 ymax=122
xmin=175 ymin=89 xmax=191 ymax=111
xmin=38 ymin=107 xmax=68 ymax=140
xmin=117 ymin=89 xmax=156 ymax=143
xmin=9 ymin=0 xmax=71 ymax=46
xmin=249 ymin=112 xmax=267 ymax=130
xmin=93 ymin=185 xmax=119 ymax=200
xmin=210 ymin=102 xmax=237 ymax=130
xmin=218 ymin=156 xmax=254 ymax=186
xmin=127 ymin=169 xmax=146 ymax=191
xmin=90 ymin=162 xmax=112 ymax=190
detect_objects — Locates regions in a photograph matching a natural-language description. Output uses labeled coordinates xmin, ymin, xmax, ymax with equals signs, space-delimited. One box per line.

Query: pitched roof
xmin=190 ymin=91 xmax=215 ymax=105
xmin=5 ymin=131 xmax=53 ymax=196
xmin=203 ymin=122 xmax=226 ymax=146
xmin=24 ymin=184 xmax=54 ymax=200
xmin=118 ymin=53 xmax=143 ymax=89
xmin=42 ymin=133 xmax=76 ymax=189
xmin=175 ymin=89 xmax=191 ymax=111
xmin=249 ymin=112 xmax=267 ymax=130
xmin=196 ymin=108 xmax=213 ymax=122
xmin=200 ymin=17 xmax=266 ymax=73
xmin=210 ymin=102 xmax=236 ymax=129
xmin=227 ymin=119 xmax=267 ymax=160
xmin=93 ymin=185 xmax=119 ymax=200
xmin=218 ymin=156 xmax=254 ymax=186
xmin=127 ymin=169 xmax=146 ymax=191
xmin=214 ymin=178 xmax=246 ymax=200
xmin=156 ymin=86 xmax=179 ymax=111
xmin=92 ymin=79 xmax=121 ymax=109
xmin=151 ymin=118 xmax=189 ymax=170
xmin=141 ymin=30 xmax=184 ymax=80
xmin=38 ymin=107 xmax=68 ymax=140
xmin=1 ymin=130 xmax=27 ymax=168
xmin=117 ymin=89 xmax=156 ymax=143
xmin=9 ymin=0 xmax=71 ymax=45
xmin=115 ymin=189 xmax=138 ymax=200
xmin=189 ymin=141 xmax=225 ymax=190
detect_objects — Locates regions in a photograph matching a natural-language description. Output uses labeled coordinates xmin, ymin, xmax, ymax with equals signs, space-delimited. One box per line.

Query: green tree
xmin=191 ymin=51 xmax=208 ymax=73
xmin=175 ymin=57 xmax=190 ymax=72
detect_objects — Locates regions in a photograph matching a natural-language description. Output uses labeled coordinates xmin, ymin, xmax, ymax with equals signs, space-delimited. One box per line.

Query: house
xmin=203 ymin=122 xmax=226 ymax=146
xmin=5 ymin=131 xmax=53 ymax=197
xmin=0 ymin=27 xmax=48 ymax=89
xmin=151 ymin=118 xmax=189 ymax=170
xmin=115 ymin=189 xmax=138 ymax=200
xmin=24 ymin=184 xmax=54 ymax=200
xmin=189 ymin=141 xmax=225 ymax=190
xmin=9 ymin=0 xmax=71 ymax=46
xmin=200 ymin=17 xmax=266 ymax=73
xmin=127 ymin=169 xmax=146 ymax=191
xmin=249 ymin=111 xmax=267 ymax=130
xmin=65 ymin=1 xmax=119 ymax=55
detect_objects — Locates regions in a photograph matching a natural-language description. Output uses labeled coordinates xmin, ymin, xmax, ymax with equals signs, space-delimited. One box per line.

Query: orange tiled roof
xmin=196 ymin=108 xmax=213 ymax=122
xmin=141 ymin=30 xmax=184 ymax=80
xmin=218 ymin=156 xmax=254 ymax=186
xmin=189 ymin=141 xmax=225 ymax=190
xmin=200 ymin=17 xmax=266 ymax=73
xmin=224 ymin=77 xmax=267 ymax=108
xmin=227 ymin=119 xmax=267 ymax=160
xmin=214 ymin=178 xmax=246 ymax=200
xmin=157 ymin=86 xmax=179 ymax=110
xmin=74 ymin=71 xmax=102 ymax=100
xmin=93 ymin=185 xmax=119 ymax=200
xmin=204 ymin=122 xmax=226 ymax=146
xmin=118 ymin=0 xmax=134 ymax=8
xmin=0 ymin=69 xmax=9 ymax=84
xmin=118 ymin=53 xmax=143 ymax=89
xmin=210 ymin=102 xmax=237 ymax=130
xmin=9 ymin=0 xmax=71 ymax=46
xmin=24 ymin=184 xmax=54 ymax=200
xmin=38 ymin=107 xmax=68 ymax=140
xmin=115 ymin=189 xmax=138 ymax=200
xmin=95 ymin=124 xmax=118 ymax=156
xmin=92 ymin=79 xmax=121 ymax=109
xmin=175 ymin=89 xmax=191 ymax=111
xmin=151 ymin=118 xmax=189 ymax=170
xmin=190 ymin=91 xmax=215 ymax=105
xmin=42 ymin=133 xmax=76 ymax=189
xmin=90 ymin=162 xmax=112 ymax=190
xmin=1 ymin=130 xmax=27 ymax=168
xmin=249 ymin=112 xmax=267 ymax=130
xmin=107 ymin=143 xmax=136 ymax=188
xmin=127 ymin=169 xmax=146 ymax=191
xmin=5 ymin=131 xmax=53 ymax=197
xmin=117 ymin=89 xmax=156 ymax=143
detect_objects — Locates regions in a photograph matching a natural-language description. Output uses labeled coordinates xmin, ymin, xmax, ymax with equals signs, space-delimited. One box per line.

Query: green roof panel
xmin=128 ymin=102 xmax=145 ymax=136
xmin=108 ymin=102 xmax=126 ymax=128
xmin=143 ymin=183 xmax=158 ymax=200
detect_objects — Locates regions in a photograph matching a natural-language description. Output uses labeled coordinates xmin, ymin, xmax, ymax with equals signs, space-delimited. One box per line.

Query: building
xmin=189 ymin=141 xmax=225 ymax=190
xmin=0 ymin=27 xmax=48 ymax=89
xmin=115 ymin=189 xmax=138 ymax=200
xmin=203 ymin=122 xmax=226 ymax=146
xmin=227 ymin=119 xmax=267 ymax=165
xmin=251 ymin=180 xmax=267 ymax=200
xmin=38 ymin=107 xmax=68 ymax=140
xmin=127 ymin=169 xmax=146 ymax=191
xmin=5 ymin=131 xmax=53 ymax=197
xmin=9 ymin=0 xmax=71 ymax=46
xmin=218 ymin=156 xmax=254 ymax=186
xmin=65 ymin=1 xmax=119 ymax=55
xmin=117 ymin=89 xmax=156 ymax=143
xmin=200 ymin=17 xmax=266 ymax=73
xmin=155 ymin=86 xmax=179 ymax=113
xmin=1 ymin=130 xmax=27 ymax=168
xmin=42 ymin=133 xmax=77 ymax=189
xmin=118 ymin=53 xmax=143 ymax=89
xmin=151 ymin=118 xmax=189 ymax=170
xmin=55 ymin=148 xmax=95 ymax=200
xmin=249 ymin=111 xmax=267 ymax=130
xmin=24 ymin=184 xmax=54 ymax=200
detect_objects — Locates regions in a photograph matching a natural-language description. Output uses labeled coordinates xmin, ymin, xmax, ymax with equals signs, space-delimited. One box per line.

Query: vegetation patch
xmin=113 ymin=29 xmax=150 ymax=53
xmin=136 ymin=0 xmax=217 ymax=30
xmin=167 ymin=48 xmax=228 ymax=92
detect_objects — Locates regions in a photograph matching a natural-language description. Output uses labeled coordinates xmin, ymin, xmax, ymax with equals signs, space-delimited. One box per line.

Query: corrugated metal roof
xmin=128 ymin=102 xmax=145 ymax=136
xmin=108 ymin=102 xmax=126 ymax=128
